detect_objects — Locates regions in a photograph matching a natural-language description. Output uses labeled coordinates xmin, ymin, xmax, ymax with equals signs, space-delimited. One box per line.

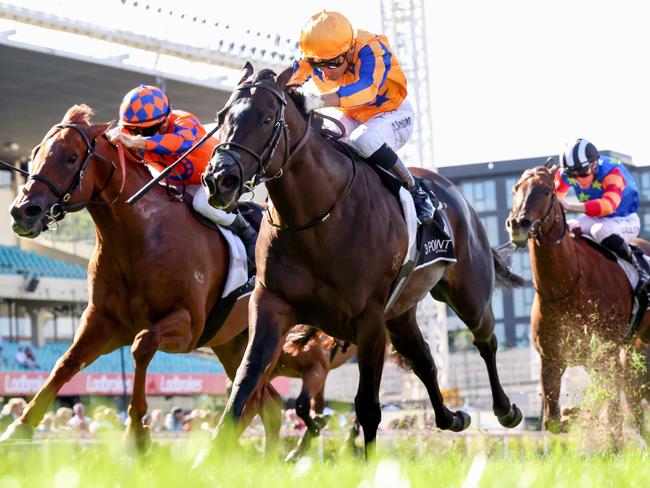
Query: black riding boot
xmin=225 ymin=212 xmax=257 ymax=272
xmin=601 ymin=234 xmax=650 ymax=333
xmin=367 ymin=144 xmax=437 ymax=224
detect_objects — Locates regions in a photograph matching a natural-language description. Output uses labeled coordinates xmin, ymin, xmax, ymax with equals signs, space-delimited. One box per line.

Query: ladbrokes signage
xmin=0 ymin=372 xmax=290 ymax=396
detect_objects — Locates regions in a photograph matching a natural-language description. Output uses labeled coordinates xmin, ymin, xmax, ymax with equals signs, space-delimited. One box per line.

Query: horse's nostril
xmin=219 ymin=174 xmax=239 ymax=190
xmin=519 ymin=218 xmax=532 ymax=229
xmin=24 ymin=205 xmax=42 ymax=218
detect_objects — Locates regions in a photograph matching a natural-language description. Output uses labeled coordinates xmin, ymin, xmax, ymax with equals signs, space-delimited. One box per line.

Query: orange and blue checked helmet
xmin=119 ymin=85 xmax=171 ymax=128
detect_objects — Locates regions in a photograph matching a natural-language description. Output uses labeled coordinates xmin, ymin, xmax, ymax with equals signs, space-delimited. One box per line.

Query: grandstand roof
xmin=0 ymin=42 xmax=231 ymax=165
xmin=0 ymin=245 xmax=86 ymax=279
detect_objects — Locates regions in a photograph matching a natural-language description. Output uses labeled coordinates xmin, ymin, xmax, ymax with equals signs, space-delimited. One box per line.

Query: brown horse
xmin=201 ymin=64 xmax=524 ymax=455
xmin=5 ymin=105 xmax=284 ymax=451
xmin=273 ymin=325 xmax=356 ymax=461
xmin=506 ymin=165 xmax=650 ymax=441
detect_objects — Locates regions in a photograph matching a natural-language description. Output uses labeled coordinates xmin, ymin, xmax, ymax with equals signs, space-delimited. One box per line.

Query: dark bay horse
xmin=6 ymin=105 xmax=285 ymax=451
xmin=274 ymin=325 xmax=356 ymax=461
xmin=201 ymin=64 xmax=524 ymax=454
xmin=507 ymin=165 xmax=650 ymax=441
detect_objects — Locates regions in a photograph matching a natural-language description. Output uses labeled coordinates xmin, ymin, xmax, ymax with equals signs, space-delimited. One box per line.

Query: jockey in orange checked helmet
xmin=108 ymin=85 xmax=258 ymax=269
xmin=289 ymin=11 xmax=438 ymax=224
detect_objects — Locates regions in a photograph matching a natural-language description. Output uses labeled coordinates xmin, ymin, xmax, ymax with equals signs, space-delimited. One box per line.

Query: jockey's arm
xmin=142 ymin=120 xmax=198 ymax=156
xmin=583 ymin=169 xmax=626 ymax=217
xmin=334 ymin=41 xmax=386 ymax=107
xmin=554 ymin=169 xmax=581 ymax=211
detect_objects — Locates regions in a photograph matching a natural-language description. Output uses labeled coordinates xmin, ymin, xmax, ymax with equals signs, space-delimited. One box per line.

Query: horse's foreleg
xmin=258 ymin=382 xmax=283 ymax=458
xmin=354 ymin=311 xmax=388 ymax=458
xmin=1 ymin=313 xmax=120 ymax=442
xmin=285 ymin=367 xmax=327 ymax=462
xmin=213 ymin=286 xmax=293 ymax=447
xmin=128 ymin=308 xmax=193 ymax=452
xmin=386 ymin=307 xmax=470 ymax=433
xmin=541 ymin=357 xmax=566 ymax=433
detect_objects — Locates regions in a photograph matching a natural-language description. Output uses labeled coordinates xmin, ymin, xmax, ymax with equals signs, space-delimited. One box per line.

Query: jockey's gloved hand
xmin=299 ymin=90 xmax=325 ymax=113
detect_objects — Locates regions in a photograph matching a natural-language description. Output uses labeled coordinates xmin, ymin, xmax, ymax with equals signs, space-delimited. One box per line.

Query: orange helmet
xmin=299 ymin=11 xmax=354 ymax=61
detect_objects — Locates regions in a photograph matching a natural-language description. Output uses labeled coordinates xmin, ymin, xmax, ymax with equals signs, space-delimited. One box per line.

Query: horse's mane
xmin=61 ymin=104 xmax=94 ymax=126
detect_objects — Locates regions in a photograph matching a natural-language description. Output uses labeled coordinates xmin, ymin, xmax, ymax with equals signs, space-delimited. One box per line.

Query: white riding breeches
xmin=188 ymin=184 xmax=236 ymax=226
xmin=568 ymin=212 xmax=641 ymax=243
xmin=318 ymin=99 xmax=415 ymax=158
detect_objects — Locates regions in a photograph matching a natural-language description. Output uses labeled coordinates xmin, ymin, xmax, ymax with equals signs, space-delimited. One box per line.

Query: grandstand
xmin=0 ymin=245 xmax=86 ymax=279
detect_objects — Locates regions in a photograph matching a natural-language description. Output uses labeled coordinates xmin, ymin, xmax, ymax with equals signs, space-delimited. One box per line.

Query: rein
xmin=213 ymin=81 xmax=357 ymax=231
xmin=27 ymin=124 xmax=126 ymax=224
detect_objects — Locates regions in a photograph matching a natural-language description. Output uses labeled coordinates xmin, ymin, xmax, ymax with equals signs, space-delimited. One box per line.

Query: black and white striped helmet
xmin=560 ymin=138 xmax=599 ymax=173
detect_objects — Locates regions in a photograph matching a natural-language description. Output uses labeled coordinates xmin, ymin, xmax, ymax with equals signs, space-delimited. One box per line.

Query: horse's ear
xmin=238 ymin=62 xmax=254 ymax=85
xmin=88 ymin=122 xmax=112 ymax=140
xmin=275 ymin=67 xmax=294 ymax=91
xmin=549 ymin=164 xmax=560 ymax=178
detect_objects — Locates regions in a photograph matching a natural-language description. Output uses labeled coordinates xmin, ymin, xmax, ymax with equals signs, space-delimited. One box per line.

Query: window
xmin=637 ymin=171 xmax=650 ymax=201
xmin=514 ymin=322 xmax=531 ymax=348
xmin=492 ymin=288 xmax=504 ymax=320
xmin=513 ymin=286 xmax=535 ymax=318
xmin=0 ymin=170 xmax=11 ymax=188
xmin=641 ymin=210 xmax=650 ymax=237
xmin=505 ymin=177 xmax=518 ymax=209
xmin=510 ymin=250 xmax=532 ymax=281
xmin=480 ymin=215 xmax=499 ymax=246
xmin=494 ymin=322 xmax=506 ymax=347
xmin=460 ymin=181 xmax=497 ymax=212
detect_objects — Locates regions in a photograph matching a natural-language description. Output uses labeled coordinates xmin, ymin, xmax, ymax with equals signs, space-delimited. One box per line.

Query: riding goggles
xmin=306 ymin=54 xmax=347 ymax=70
xmin=123 ymin=123 xmax=163 ymax=137
xmin=566 ymin=165 xmax=593 ymax=178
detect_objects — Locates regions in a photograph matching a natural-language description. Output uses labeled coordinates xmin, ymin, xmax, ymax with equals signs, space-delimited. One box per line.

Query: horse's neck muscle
xmin=265 ymin=134 xmax=352 ymax=228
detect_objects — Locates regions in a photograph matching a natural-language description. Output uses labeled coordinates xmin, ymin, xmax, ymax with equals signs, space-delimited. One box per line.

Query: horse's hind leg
xmin=286 ymin=368 xmax=327 ymax=462
xmin=445 ymin=293 xmax=522 ymax=428
xmin=386 ymin=307 xmax=470 ymax=432
xmin=0 ymin=313 xmax=121 ymax=442
xmin=128 ymin=308 xmax=194 ymax=452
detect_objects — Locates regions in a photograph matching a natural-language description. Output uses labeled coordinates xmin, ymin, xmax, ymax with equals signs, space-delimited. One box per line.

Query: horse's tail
xmin=492 ymin=247 xmax=526 ymax=288
xmin=284 ymin=325 xmax=319 ymax=354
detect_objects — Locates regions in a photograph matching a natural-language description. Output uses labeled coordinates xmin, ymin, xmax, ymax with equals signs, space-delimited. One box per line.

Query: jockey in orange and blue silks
xmin=287 ymin=10 xmax=438 ymax=224
xmin=555 ymin=138 xmax=648 ymax=291
xmin=107 ymin=85 xmax=258 ymax=268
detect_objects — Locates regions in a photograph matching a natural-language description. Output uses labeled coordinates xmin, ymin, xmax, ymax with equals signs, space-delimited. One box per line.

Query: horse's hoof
xmin=498 ymin=404 xmax=523 ymax=429
xmin=544 ymin=419 xmax=563 ymax=434
xmin=448 ymin=410 xmax=472 ymax=432
xmin=284 ymin=448 xmax=301 ymax=463
xmin=125 ymin=426 xmax=151 ymax=454
xmin=0 ymin=422 xmax=34 ymax=442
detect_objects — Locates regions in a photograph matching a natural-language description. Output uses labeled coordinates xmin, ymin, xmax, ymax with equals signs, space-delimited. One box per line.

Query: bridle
xmin=209 ymin=82 xmax=311 ymax=197
xmin=28 ymin=124 xmax=126 ymax=224
xmin=510 ymin=168 xmax=581 ymax=302
xmin=510 ymin=169 xmax=567 ymax=246
xmin=209 ymin=80 xmax=357 ymax=231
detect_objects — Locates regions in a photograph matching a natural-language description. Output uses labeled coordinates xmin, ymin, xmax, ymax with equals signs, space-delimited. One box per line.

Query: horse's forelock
xmin=61 ymin=104 xmax=94 ymax=126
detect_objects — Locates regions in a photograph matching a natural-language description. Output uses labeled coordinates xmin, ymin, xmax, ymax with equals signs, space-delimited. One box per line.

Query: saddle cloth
xmin=580 ymin=234 xmax=649 ymax=293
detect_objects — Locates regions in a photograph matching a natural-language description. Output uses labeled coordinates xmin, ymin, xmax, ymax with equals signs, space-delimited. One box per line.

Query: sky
xmin=4 ymin=0 xmax=650 ymax=166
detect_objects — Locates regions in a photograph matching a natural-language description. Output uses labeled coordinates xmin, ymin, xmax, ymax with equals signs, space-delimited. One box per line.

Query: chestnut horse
xmin=201 ymin=64 xmax=524 ymax=455
xmin=507 ymin=165 xmax=650 ymax=441
xmin=5 ymin=105 xmax=285 ymax=451
xmin=274 ymin=325 xmax=356 ymax=461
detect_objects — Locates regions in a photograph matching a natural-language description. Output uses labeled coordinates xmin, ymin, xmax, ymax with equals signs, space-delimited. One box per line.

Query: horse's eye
xmin=67 ymin=154 xmax=78 ymax=164
xmin=544 ymin=189 xmax=551 ymax=196
xmin=263 ymin=115 xmax=273 ymax=124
